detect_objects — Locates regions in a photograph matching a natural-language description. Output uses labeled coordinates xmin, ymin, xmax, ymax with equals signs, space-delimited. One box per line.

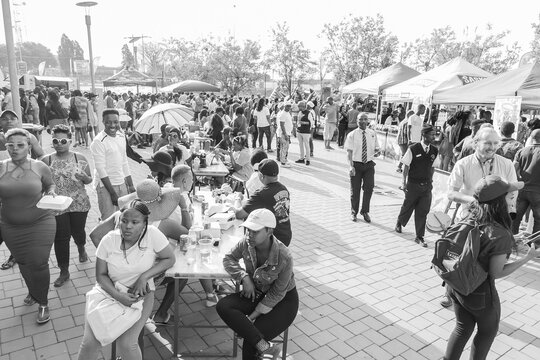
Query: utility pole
xmin=1 ymin=0 xmax=22 ymax=124
xmin=124 ymin=34 xmax=150 ymax=71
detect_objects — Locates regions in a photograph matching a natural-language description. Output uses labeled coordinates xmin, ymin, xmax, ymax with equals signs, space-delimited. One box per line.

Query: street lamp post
xmin=1 ymin=0 xmax=22 ymax=125
xmin=76 ymin=1 xmax=97 ymax=92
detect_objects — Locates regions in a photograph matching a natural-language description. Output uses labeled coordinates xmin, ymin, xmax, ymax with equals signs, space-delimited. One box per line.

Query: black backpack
xmin=431 ymin=221 xmax=488 ymax=296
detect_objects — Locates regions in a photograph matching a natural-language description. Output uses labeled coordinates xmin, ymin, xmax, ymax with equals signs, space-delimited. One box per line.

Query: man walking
xmin=396 ymin=110 xmax=412 ymax=173
xmin=512 ymin=129 xmax=540 ymax=235
xmin=345 ymin=113 xmax=380 ymax=223
xmin=408 ymin=104 xmax=425 ymax=144
xmin=277 ymin=101 xmax=293 ymax=168
xmin=90 ymin=109 xmax=135 ymax=219
xmin=395 ymin=125 xmax=438 ymax=247
xmin=322 ymin=97 xmax=338 ymax=150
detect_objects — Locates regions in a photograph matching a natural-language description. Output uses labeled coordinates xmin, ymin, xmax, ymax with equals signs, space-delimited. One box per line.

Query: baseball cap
xmin=474 ymin=175 xmax=523 ymax=203
xmin=240 ymin=208 xmax=276 ymax=231
xmin=258 ymin=159 xmax=279 ymax=177
xmin=0 ymin=109 xmax=18 ymax=119
xmin=421 ymin=124 xmax=435 ymax=134
xmin=306 ymin=101 xmax=314 ymax=108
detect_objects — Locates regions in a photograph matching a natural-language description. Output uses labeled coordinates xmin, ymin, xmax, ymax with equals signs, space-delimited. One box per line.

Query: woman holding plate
xmin=0 ymin=128 xmax=56 ymax=324
xmin=42 ymin=124 xmax=92 ymax=287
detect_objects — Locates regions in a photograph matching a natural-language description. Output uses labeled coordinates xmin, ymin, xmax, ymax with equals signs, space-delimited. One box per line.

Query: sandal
xmin=1 ymin=256 xmax=16 ymax=270
xmin=24 ymin=294 xmax=37 ymax=306
xmin=152 ymin=313 xmax=172 ymax=326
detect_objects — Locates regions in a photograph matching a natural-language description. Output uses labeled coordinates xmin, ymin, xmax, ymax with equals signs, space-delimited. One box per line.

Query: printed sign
xmin=458 ymin=75 xmax=487 ymax=85
xmin=494 ymin=96 xmax=522 ymax=139
xmin=74 ymin=60 xmax=90 ymax=75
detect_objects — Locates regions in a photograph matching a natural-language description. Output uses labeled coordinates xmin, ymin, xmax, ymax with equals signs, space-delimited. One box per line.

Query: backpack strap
xmin=73 ymin=152 xmax=78 ymax=164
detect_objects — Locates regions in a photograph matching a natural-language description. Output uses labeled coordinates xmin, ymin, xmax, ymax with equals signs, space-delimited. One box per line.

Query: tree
xmin=405 ymin=25 xmax=520 ymax=74
xmin=532 ymin=13 xmax=540 ymax=61
xmin=57 ymin=34 xmax=84 ymax=76
xmin=264 ymin=22 xmax=314 ymax=95
xmin=204 ymin=37 xmax=262 ymax=95
xmin=161 ymin=37 xmax=206 ymax=81
xmin=0 ymin=42 xmax=57 ymax=72
xmin=142 ymin=42 xmax=164 ymax=76
xmin=121 ymin=44 xmax=135 ymax=69
xmin=321 ymin=14 xmax=398 ymax=84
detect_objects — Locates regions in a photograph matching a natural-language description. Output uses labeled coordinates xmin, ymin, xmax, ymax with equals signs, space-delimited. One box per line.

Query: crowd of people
xmin=1 ymin=81 xmax=540 ymax=360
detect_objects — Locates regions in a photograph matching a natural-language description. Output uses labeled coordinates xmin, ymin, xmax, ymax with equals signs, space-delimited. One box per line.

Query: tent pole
xmin=375 ymin=95 xmax=381 ymax=124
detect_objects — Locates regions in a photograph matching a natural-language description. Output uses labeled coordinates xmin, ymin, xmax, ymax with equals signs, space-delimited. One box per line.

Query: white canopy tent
xmin=383 ymin=57 xmax=492 ymax=103
xmin=342 ymin=62 xmax=420 ymax=95
xmin=434 ymin=62 xmax=540 ymax=108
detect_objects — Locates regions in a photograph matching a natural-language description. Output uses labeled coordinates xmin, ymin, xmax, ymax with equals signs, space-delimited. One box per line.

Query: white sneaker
xmin=280 ymin=162 xmax=291 ymax=168
xmin=205 ymin=292 xmax=220 ymax=307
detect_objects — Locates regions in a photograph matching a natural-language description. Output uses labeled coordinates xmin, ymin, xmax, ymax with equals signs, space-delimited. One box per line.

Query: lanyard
xmin=476 ymin=156 xmax=494 ymax=178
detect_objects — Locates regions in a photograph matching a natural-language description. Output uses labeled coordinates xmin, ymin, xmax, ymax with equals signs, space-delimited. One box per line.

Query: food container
xmin=36 ymin=195 xmax=73 ymax=211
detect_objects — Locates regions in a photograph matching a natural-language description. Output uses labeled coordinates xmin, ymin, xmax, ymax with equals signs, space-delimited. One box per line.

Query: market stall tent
xmin=341 ymin=62 xmax=420 ymax=95
xmin=434 ymin=62 xmax=540 ymax=108
xmin=160 ymin=80 xmax=219 ymax=93
xmin=383 ymin=57 xmax=491 ymax=103
xmin=103 ymin=67 xmax=157 ymax=88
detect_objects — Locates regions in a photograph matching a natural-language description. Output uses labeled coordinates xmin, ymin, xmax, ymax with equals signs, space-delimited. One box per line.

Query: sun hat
xmin=473 ymin=175 xmax=523 ymax=203
xmin=240 ymin=208 xmax=276 ymax=231
xmin=143 ymin=151 xmax=173 ymax=176
xmin=258 ymin=159 xmax=279 ymax=177
xmin=118 ymin=179 xmax=183 ymax=222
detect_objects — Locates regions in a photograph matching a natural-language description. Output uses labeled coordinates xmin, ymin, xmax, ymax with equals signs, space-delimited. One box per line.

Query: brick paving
xmin=0 ymin=132 xmax=539 ymax=359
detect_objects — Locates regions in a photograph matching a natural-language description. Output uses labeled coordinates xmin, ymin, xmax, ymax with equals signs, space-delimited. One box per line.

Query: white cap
xmin=306 ymin=101 xmax=314 ymax=108
xmin=240 ymin=208 xmax=276 ymax=230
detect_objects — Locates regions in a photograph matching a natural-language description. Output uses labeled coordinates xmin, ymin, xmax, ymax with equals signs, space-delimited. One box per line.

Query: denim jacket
xmin=223 ymin=236 xmax=295 ymax=314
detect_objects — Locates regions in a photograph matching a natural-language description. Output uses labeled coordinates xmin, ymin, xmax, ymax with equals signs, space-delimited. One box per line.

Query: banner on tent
xmin=457 ymin=75 xmax=487 ymax=85
xmin=494 ymin=96 xmax=522 ymax=139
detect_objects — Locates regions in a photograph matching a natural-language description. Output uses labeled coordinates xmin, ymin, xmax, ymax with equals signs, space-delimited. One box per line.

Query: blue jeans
xmin=512 ymin=189 xmax=540 ymax=235
xmin=444 ymin=282 xmax=500 ymax=360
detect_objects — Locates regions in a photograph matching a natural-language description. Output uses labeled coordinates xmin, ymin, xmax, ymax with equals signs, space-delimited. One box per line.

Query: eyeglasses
xmin=5 ymin=142 xmax=26 ymax=150
xmin=52 ymin=138 xmax=69 ymax=145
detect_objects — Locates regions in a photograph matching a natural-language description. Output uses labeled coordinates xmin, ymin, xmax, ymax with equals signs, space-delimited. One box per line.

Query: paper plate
xmin=36 ymin=195 xmax=73 ymax=211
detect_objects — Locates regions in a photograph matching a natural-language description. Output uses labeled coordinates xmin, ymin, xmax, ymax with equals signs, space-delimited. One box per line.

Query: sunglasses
xmin=52 ymin=138 xmax=69 ymax=145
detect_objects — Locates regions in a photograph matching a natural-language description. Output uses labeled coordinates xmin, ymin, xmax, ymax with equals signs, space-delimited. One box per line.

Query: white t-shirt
xmin=232 ymin=148 xmax=253 ymax=181
xmin=246 ymin=171 xmax=264 ymax=196
xmin=96 ymin=226 xmax=170 ymax=291
xmin=253 ymin=106 xmax=270 ymax=127
xmin=408 ymin=114 xmax=423 ymax=143
xmin=277 ymin=110 xmax=293 ymax=136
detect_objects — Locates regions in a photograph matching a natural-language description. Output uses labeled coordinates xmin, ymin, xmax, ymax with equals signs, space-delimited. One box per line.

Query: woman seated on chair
xmin=217 ymin=209 xmax=298 ymax=360
xmin=227 ymin=136 xmax=253 ymax=182
xmin=158 ymin=127 xmax=191 ymax=166
xmin=215 ymin=127 xmax=233 ymax=153
xmin=77 ymin=200 xmax=175 ymax=360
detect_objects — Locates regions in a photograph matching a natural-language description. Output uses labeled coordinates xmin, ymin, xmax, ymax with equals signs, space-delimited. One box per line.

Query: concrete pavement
xmin=0 ymin=133 xmax=538 ymax=359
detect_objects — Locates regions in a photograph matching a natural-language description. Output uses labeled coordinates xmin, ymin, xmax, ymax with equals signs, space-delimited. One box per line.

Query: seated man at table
xmin=234 ymin=159 xmax=292 ymax=246
xmin=152 ymin=165 xmax=222 ymax=325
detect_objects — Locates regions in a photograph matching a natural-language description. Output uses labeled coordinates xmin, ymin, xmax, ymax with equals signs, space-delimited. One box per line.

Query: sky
xmin=1 ymin=0 xmax=539 ymax=68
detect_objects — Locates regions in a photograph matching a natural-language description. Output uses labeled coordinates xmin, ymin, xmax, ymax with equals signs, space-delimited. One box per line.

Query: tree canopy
xmin=57 ymin=34 xmax=84 ymax=76
xmin=0 ymin=42 xmax=57 ymax=73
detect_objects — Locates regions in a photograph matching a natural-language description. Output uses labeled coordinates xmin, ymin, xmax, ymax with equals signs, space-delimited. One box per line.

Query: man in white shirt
xmin=345 ymin=113 xmax=380 ymax=223
xmin=408 ymin=104 xmax=425 ymax=144
xmin=322 ymin=97 xmax=339 ymax=150
xmin=277 ymin=101 xmax=293 ymax=167
xmin=90 ymin=109 xmax=135 ymax=219
xmin=439 ymin=126 xmax=518 ymax=308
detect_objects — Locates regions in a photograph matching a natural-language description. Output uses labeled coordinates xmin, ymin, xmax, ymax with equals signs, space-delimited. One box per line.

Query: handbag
xmin=85 ymin=284 xmax=143 ymax=346
xmin=69 ymin=98 xmax=80 ymax=122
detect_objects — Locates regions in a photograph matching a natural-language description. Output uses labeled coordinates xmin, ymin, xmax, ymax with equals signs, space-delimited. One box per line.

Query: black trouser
xmin=337 ymin=123 xmax=348 ymax=146
xmin=397 ymin=182 xmax=432 ymax=238
xmin=54 ymin=211 xmax=88 ymax=268
xmin=350 ymin=161 xmax=375 ymax=215
xmin=217 ymin=288 xmax=298 ymax=360
xmin=250 ymin=127 xmax=258 ymax=148
xmin=445 ymin=285 xmax=500 ymax=360
xmin=257 ymin=126 xmax=272 ymax=150
xmin=512 ymin=190 xmax=540 ymax=235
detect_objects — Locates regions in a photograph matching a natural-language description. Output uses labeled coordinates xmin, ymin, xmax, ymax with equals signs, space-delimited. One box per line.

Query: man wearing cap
xmin=345 ymin=113 xmax=380 ymax=223
xmin=234 ymin=159 xmax=292 ymax=246
xmin=0 ymin=110 xmax=44 ymax=159
xmin=321 ymin=97 xmax=338 ymax=150
xmin=276 ymin=101 xmax=293 ymax=168
xmin=395 ymin=125 xmax=438 ymax=247
xmin=295 ymin=101 xmax=313 ymax=165
xmin=90 ymin=109 xmax=135 ymax=219
xmin=512 ymin=129 xmax=540 ymax=235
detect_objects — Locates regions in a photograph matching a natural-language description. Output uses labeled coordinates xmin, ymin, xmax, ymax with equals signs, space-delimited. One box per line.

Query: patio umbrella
xmin=133 ymin=103 xmax=194 ymax=134
xmin=160 ymin=80 xmax=220 ymax=93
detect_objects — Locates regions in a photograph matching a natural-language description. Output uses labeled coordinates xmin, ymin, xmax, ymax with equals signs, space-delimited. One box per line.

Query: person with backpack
xmin=443 ymin=175 xmax=540 ymax=360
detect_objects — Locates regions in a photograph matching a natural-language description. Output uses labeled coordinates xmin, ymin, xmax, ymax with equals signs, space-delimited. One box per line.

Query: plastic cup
xmin=198 ymin=238 xmax=213 ymax=264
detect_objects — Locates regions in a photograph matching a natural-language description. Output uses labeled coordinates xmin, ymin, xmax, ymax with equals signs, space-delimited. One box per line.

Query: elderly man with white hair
xmin=439 ymin=126 xmax=519 ymax=308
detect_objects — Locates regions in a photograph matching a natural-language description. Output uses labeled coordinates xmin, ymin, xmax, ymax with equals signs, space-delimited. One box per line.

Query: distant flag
xmin=38 ymin=61 xmax=46 ymax=76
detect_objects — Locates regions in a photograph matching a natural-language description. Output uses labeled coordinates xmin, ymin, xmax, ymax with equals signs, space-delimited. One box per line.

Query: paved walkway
xmin=0 ymin=133 xmax=539 ymax=359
